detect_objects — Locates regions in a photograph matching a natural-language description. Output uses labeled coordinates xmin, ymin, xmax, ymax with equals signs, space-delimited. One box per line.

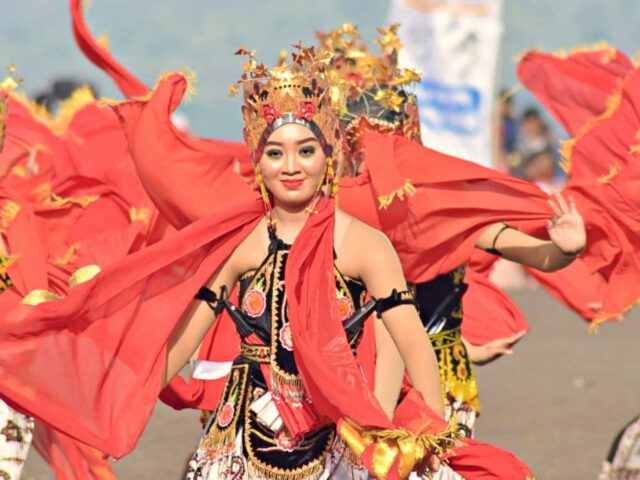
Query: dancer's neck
xmin=270 ymin=202 xmax=312 ymax=244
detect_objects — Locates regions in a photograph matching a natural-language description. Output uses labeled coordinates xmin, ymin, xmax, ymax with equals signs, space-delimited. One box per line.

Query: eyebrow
xmin=264 ymin=137 xmax=318 ymax=147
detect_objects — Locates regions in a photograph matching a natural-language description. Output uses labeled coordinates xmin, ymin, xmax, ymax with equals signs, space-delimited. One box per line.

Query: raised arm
xmin=476 ymin=193 xmax=586 ymax=272
xmin=356 ymin=226 xmax=444 ymax=417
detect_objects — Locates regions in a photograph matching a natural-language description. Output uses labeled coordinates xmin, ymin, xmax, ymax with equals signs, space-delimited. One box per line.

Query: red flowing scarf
xmin=32 ymin=423 xmax=116 ymax=480
xmin=517 ymin=47 xmax=633 ymax=138
xmin=70 ymin=0 xmax=147 ymax=99
xmin=461 ymin=267 xmax=530 ymax=345
xmin=0 ymin=197 xmax=263 ymax=456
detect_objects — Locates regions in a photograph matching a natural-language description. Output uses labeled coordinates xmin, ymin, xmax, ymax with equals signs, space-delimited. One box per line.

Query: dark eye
xmin=266 ymin=149 xmax=282 ymax=159
xmin=299 ymin=145 xmax=316 ymax=157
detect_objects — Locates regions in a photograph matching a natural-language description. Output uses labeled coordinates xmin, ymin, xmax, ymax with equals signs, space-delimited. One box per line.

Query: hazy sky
xmin=2 ymin=1 xmax=640 ymax=139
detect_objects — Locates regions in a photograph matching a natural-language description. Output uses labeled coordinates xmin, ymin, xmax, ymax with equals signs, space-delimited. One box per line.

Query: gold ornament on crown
xmin=317 ymin=24 xmax=424 ymax=173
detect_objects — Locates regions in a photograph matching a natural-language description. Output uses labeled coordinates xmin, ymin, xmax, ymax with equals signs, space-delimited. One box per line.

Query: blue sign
xmin=417 ymin=77 xmax=482 ymax=136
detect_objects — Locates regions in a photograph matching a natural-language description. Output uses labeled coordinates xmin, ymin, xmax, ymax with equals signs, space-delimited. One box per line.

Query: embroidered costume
xmin=187 ymin=234 xmax=373 ymax=479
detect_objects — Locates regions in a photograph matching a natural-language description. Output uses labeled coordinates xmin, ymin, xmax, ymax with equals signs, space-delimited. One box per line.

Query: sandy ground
xmin=21 ymin=288 xmax=640 ymax=479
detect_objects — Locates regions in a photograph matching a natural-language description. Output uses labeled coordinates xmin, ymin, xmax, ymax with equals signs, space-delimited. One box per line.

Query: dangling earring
xmin=254 ymin=164 xmax=276 ymax=229
xmin=313 ymin=155 xmax=332 ymax=193
xmin=326 ymin=155 xmax=340 ymax=200
xmin=305 ymin=155 xmax=333 ymax=215
xmin=325 ymin=156 xmax=334 ymax=189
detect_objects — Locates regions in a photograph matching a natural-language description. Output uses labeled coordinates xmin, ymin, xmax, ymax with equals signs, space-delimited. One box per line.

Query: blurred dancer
xmin=318 ymin=24 xmax=579 ymax=441
xmin=0 ymin=69 xmax=34 ymax=480
xmin=599 ymin=415 xmax=640 ymax=480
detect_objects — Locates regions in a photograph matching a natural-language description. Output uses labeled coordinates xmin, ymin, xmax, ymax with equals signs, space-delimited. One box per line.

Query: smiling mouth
xmin=281 ymin=179 xmax=305 ymax=189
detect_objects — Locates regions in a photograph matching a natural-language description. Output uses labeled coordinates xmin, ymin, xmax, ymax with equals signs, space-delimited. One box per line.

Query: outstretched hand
xmin=463 ymin=330 xmax=527 ymax=366
xmin=547 ymin=193 xmax=586 ymax=256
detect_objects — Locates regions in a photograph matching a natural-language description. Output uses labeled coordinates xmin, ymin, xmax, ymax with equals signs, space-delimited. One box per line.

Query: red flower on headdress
xmin=345 ymin=73 xmax=365 ymax=88
xmin=260 ymin=104 xmax=282 ymax=125
xmin=296 ymin=102 xmax=317 ymax=122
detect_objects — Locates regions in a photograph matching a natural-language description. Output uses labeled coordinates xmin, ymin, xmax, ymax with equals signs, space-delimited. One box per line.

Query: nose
xmin=284 ymin=150 xmax=298 ymax=175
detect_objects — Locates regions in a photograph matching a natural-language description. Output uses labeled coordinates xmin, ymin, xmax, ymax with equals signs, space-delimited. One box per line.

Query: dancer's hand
xmin=462 ymin=330 xmax=527 ymax=366
xmin=547 ymin=193 xmax=586 ymax=257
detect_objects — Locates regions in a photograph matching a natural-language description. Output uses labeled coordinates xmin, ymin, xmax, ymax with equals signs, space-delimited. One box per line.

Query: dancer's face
xmin=258 ymin=123 xmax=326 ymax=208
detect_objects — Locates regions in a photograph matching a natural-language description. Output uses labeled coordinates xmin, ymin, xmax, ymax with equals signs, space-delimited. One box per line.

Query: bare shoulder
xmin=226 ymin=218 xmax=269 ymax=278
xmin=337 ymin=209 xmax=393 ymax=252
xmin=336 ymin=209 xmax=407 ymax=293
xmin=335 ymin=209 xmax=396 ymax=279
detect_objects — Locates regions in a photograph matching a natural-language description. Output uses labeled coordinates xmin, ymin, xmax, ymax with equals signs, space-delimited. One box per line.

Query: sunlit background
xmin=3 ymin=1 xmax=640 ymax=139
xmin=3 ymin=2 xmax=640 ymax=479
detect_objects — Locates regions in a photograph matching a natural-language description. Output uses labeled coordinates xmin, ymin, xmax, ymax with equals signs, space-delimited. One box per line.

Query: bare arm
xmin=373 ymin=318 xmax=406 ymax=418
xmin=462 ymin=330 xmax=527 ymax=366
xmin=359 ymin=229 xmax=444 ymax=417
xmin=476 ymin=193 xmax=586 ymax=272
xmin=164 ymin=260 xmax=237 ymax=386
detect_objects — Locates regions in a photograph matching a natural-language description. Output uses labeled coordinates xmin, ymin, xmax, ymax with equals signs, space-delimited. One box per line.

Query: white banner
xmin=388 ymin=0 xmax=503 ymax=167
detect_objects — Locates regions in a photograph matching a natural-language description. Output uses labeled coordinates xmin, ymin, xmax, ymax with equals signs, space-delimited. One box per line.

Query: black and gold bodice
xmin=195 ymin=236 xmax=371 ymax=479
xmin=413 ymin=266 xmax=466 ymax=335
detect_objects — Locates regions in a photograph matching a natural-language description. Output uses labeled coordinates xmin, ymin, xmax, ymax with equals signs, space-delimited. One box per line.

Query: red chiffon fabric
xmin=32 ymin=424 xmax=116 ymax=480
xmin=1 ymin=77 xmax=160 ymax=479
xmin=517 ymin=47 xmax=632 ymax=138
xmin=70 ymin=0 xmax=147 ymax=99
xmin=461 ymin=267 xmax=530 ymax=346
xmin=0 ymin=94 xmax=69 ymax=186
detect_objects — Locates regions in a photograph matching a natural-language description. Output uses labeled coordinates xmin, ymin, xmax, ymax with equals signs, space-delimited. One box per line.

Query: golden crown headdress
xmin=230 ymin=44 xmax=342 ymax=162
xmin=317 ymin=24 xmax=423 ymax=165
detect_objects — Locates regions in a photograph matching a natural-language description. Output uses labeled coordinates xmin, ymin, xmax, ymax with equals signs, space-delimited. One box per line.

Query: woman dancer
xmin=173 ymin=52 xmax=448 ymax=479
xmin=0 ymin=72 xmax=34 ymax=480
xmin=318 ymin=23 xmax=583 ymax=440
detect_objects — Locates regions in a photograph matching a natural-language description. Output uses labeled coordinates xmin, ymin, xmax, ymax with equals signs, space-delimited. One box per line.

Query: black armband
xmin=483 ymin=222 xmax=512 ymax=256
xmin=374 ymin=289 xmax=416 ymax=318
xmin=195 ymin=285 xmax=228 ymax=316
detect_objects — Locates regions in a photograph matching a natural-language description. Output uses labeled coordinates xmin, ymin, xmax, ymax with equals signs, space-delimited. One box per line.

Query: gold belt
xmin=429 ymin=326 xmax=462 ymax=351
xmin=240 ymin=343 xmax=270 ymax=363
xmin=241 ymin=342 xmax=359 ymax=362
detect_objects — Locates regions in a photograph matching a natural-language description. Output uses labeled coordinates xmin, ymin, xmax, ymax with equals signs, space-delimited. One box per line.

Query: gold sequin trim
xmin=0 ymin=201 xmax=20 ymax=233
xmin=68 ymin=264 xmax=101 ymax=288
xmin=240 ymin=343 xmax=270 ymax=363
xmin=21 ymin=289 xmax=63 ymax=306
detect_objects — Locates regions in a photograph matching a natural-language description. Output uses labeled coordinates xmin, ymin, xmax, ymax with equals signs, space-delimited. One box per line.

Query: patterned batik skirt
xmin=0 ymin=400 xmax=34 ymax=480
xmin=599 ymin=415 xmax=640 ymax=480
xmin=185 ymin=362 xmax=372 ymax=480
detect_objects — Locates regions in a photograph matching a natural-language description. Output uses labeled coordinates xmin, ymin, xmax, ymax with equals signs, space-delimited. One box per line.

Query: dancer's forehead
xmin=264 ymin=123 xmax=319 ymax=148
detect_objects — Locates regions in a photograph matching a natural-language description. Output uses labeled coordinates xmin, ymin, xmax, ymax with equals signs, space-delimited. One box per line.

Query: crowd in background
xmin=497 ymin=90 xmax=566 ymax=192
